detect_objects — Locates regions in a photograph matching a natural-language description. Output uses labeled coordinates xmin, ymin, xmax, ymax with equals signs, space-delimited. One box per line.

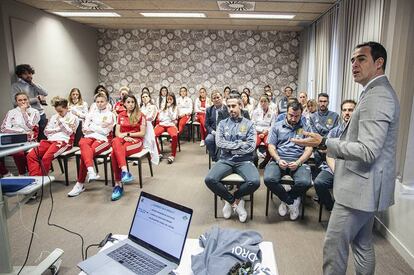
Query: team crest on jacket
xmin=239 ymin=125 xmax=247 ymax=133
xmin=327 ymin=118 xmax=333 ymax=126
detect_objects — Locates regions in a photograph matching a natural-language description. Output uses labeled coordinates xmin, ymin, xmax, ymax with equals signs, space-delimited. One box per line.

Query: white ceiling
xmin=16 ymin=0 xmax=337 ymax=30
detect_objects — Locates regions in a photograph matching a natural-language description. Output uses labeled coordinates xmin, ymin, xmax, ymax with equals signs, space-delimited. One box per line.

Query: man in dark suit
xmin=205 ymin=91 xmax=227 ymax=161
xmin=292 ymin=42 xmax=400 ymax=274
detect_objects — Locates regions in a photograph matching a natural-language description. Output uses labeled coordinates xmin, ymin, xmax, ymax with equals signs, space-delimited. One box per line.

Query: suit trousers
xmin=323 ymin=202 xmax=375 ymax=275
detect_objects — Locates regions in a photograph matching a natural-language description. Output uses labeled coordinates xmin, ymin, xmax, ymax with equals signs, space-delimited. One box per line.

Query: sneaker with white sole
xmin=222 ymin=201 xmax=232 ymax=219
xmin=234 ymin=200 xmax=248 ymax=223
xmin=288 ymin=197 xmax=301 ymax=220
xmin=278 ymin=201 xmax=288 ymax=217
xmin=87 ymin=172 xmax=100 ymax=182
xmin=68 ymin=182 xmax=85 ymax=197
xmin=200 ymin=140 xmax=205 ymax=147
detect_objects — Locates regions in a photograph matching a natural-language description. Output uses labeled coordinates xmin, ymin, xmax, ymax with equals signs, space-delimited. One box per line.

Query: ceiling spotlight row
xmin=53 ymin=12 xmax=295 ymax=19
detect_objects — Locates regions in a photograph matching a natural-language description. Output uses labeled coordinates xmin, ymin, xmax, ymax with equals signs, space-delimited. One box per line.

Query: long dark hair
xmin=163 ymin=92 xmax=177 ymax=111
xmin=158 ymin=86 xmax=168 ymax=109
xmin=123 ymin=95 xmax=141 ymax=125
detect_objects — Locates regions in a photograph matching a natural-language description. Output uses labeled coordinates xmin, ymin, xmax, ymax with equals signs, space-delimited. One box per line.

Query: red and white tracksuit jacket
xmin=176 ymin=96 xmax=193 ymax=133
xmin=252 ymin=107 xmax=275 ymax=147
xmin=27 ymin=112 xmax=79 ymax=176
xmin=194 ymin=97 xmax=211 ymax=141
xmin=154 ymin=106 xmax=178 ymax=157
xmin=1 ymin=107 xmax=40 ymax=174
xmin=111 ymin=111 xmax=146 ymax=181
xmin=77 ymin=108 xmax=116 ymax=183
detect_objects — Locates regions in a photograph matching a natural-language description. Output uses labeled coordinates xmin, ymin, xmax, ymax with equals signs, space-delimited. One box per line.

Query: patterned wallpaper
xmin=97 ymin=29 xmax=299 ymax=100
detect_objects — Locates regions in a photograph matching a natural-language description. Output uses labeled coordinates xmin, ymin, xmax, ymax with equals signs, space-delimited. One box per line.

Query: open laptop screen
xmin=129 ymin=192 xmax=192 ymax=263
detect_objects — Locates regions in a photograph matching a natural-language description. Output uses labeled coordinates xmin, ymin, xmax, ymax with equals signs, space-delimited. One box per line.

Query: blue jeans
xmin=204 ymin=160 xmax=260 ymax=204
xmin=264 ymin=161 xmax=311 ymax=205
xmin=314 ymin=170 xmax=334 ymax=211
xmin=205 ymin=133 xmax=217 ymax=161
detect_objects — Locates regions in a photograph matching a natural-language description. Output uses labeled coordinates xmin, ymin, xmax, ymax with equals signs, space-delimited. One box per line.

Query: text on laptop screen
xmin=130 ymin=196 xmax=191 ymax=259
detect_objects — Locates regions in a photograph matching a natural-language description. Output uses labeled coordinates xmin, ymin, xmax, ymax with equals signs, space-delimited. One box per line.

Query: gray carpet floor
xmin=5 ymin=141 xmax=413 ymax=274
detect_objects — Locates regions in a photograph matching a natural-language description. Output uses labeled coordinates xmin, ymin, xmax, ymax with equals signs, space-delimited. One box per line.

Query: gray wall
xmin=0 ymin=0 xmax=98 ymax=118
xmin=97 ymin=29 xmax=299 ymax=100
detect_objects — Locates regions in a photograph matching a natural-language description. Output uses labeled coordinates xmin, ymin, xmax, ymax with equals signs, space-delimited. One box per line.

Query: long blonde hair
xmin=68 ymin=88 xmax=84 ymax=106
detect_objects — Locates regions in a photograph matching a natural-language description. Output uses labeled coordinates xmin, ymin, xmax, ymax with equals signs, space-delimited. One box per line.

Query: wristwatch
xmin=318 ymin=137 xmax=327 ymax=150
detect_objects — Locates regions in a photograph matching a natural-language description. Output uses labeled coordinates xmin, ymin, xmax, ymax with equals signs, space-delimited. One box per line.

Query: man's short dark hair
xmin=284 ymin=86 xmax=293 ymax=92
xmin=264 ymin=85 xmax=271 ymax=89
xmin=227 ymin=92 xmax=242 ymax=105
xmin=287 ymin=101 xmax=303 ymax=113
xmin=318 ymin=93 xmax=329 ymax=99
xmin=355 ymin=41 xmax=387 ymax=71
xmin=15 ymin=64 xmax=35 ymax=77
xmin=341 ymin=99 xmax=357 ymax=110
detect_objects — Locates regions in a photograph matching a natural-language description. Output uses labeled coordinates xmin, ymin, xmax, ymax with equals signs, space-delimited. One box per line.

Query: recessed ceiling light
xmin=229 ymin=13 xmax=295 ymax=19
xmin=52 ymin=11 xmax=120 ymax=17
xmin=140 ymin=12 xmax=206 ymax=18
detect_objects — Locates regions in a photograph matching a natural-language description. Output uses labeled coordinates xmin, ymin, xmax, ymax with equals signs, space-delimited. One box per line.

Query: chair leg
xmin=159 ymin=136 xmax=164 ymax=153
xmin=266 ymin=188 xmax=270 ymax=216
xmin=318 ymin=202 xmax=323 ymax=222
xmin=214 ymin=194 xmax=218 ymax=218
xmin=178 ymin=135 xmax=181 ymax=152
xmin=301 ymin=194 xmax=305 ymax=220
xmin=94 ymin=158 xmax=99 ymax=173
xmin=208 ymin=155 xmax=211 ymax=169
xmin=110 ymin=164 xmax=115 ymax=187
xmin=147 ymin=153 xmax=153 ymax=177
xmin=250 ymin=193 xmax=254 ymax=219
xmin=137 ymin=159 xmax=143 ymax=189
xmin=63 ymin=158 xmax=69 ymax=186
xmin=192 ymin=125 xmax=195 ymax=143
xmin=58 ymin=158 xmax=64 ymax=174
xmin=75 ymin=155 xmax=80 ymax=179
xmin=103 ymin=157 xmax=108 ymax=186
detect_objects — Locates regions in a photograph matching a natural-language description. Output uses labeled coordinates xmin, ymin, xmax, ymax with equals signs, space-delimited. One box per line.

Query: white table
xmin=1 ymin=142 xmax=63 ymax=275
xmin=80 ymin=235 xmax=278 ymax=275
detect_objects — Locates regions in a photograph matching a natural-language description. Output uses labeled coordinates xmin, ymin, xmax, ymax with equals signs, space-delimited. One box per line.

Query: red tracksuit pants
xmin=177 ymin=115 xmax=191 ymax=133
xmin=77 ymin=138 xmax=111 ymax=183
xmin=256 ymin=133 xmax=269 ymax=148
xmin=154 ymin=125 xmax=178 ymax=157
xmin=196 ymin=113 xmax=207 ymax=140
xmin=111 ymin=137 xmax=143 ymax=181
xmin=27 ymin=140 xmax=71 ymax=176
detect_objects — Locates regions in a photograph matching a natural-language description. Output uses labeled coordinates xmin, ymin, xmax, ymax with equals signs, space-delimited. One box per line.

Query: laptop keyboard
xmin=108 ymin=244 xmax=167 ymax=274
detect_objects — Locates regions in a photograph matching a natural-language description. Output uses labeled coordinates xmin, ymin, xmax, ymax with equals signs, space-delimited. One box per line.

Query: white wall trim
xmin=375 ymin=179 xmax=414 ymax=269
xmin=375 ymin=216 xmax=414 ymax=269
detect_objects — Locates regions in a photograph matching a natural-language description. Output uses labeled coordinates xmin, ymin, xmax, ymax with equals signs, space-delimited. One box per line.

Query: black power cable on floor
xmin=17 ymin=146 xmax=88 ymax=274
xmin=17 ymin=147 xmax=45 ymax=275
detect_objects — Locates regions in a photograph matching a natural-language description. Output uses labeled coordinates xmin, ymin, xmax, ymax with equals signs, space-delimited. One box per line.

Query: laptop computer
xmin=78 ymin=191 xmax=193 ymax=275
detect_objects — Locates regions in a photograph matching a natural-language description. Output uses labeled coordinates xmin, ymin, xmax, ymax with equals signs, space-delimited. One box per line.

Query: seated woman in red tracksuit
xmin=111 ymin=94 xmax=146 ymax=201
xmin=67 ymin=92 xmax=116 ymax=197
xmin=154 ymin=92 xmax=179 ymax=164
xmin=27 ymin=97 xmax=79 ymax=176
xmin=1 ymin=92 xmax=40 ymax=176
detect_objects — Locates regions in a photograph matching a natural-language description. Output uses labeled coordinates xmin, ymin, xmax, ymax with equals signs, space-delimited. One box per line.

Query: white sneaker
xmin=222 ymin=201 xmax=232 ymax=219
xmin=278 ymin=201 xmax=288 ymax=217
xmin=288 ymin=197 xmax=301 ymax=220
xmin=87 ymin=171 xmax=100 ymax=183
xmin=200 ymin=140 xmax=205 ymax=147
xmin=68 ymin=182 xmax=85 ymax=197
xmin=234 ymin=200 xmax=247 ymax=223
